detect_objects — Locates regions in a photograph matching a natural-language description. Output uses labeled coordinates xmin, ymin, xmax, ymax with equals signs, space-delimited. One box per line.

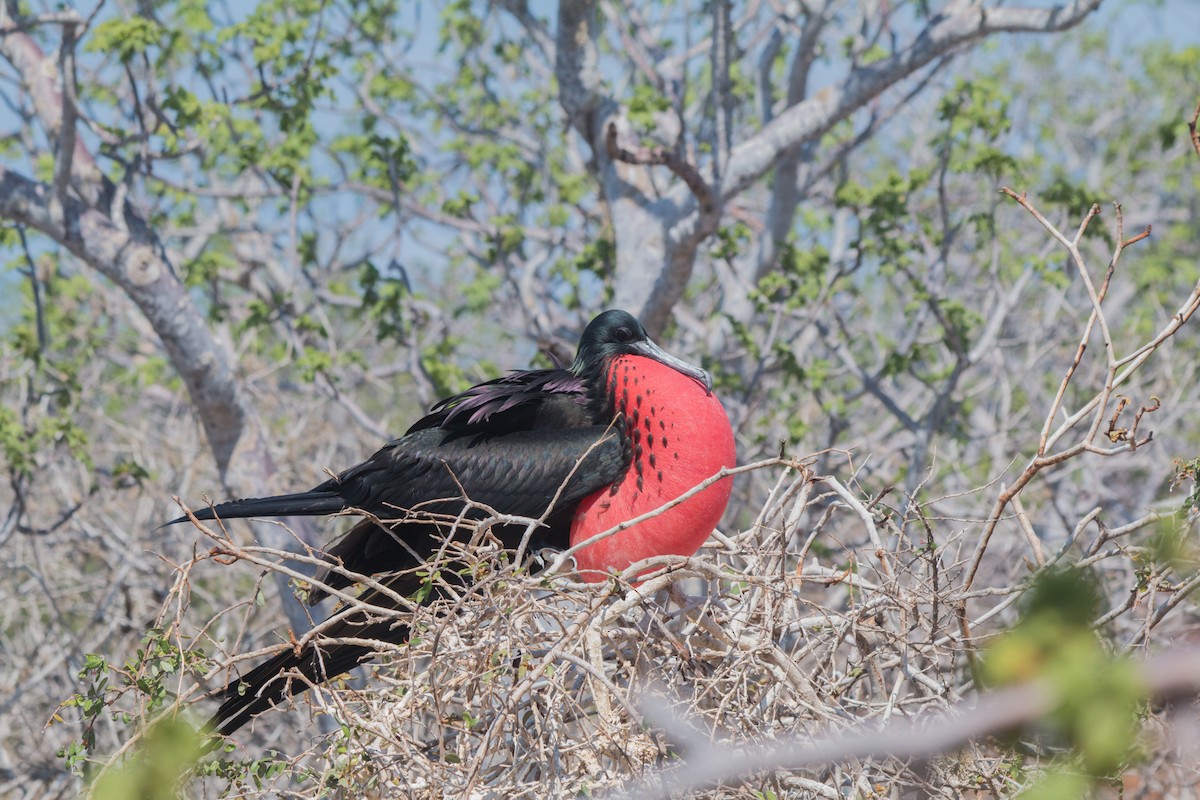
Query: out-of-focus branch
xmin=604 ymin=122 xmax=714 ymax=216
xmin=0 ymin=158 xmax=319 ymax=628
xmin=555 ymin=0 xmax=607 ymax=141
xmin=0 ymin=10 xmax=279 ymax=492
xmin=619 ymin=648 xmax=1200 ymax=800
xmin=960 ymin=191 xmax=1177 ymax=598
xmin=494 ymin=0 xmax=556 ymax=74
xmin=603 ymin=0 xmax=666 ymax=90
xmin=0 ymin=6 xmax=104 ymax=205
xmin=748 ymin=1 xmax=828 ymax=284
xmin=0 ymin=166 xmax=253 ymax=478
xmin=638 ymin=1 xmax=1099 ymax=337
xmin=51 ymin=18 xmax=80 ymax=205
xmin=1188 ymin=98 xmax=1200 ymax=158
xmin=714 ymin=1 xmax=1102 ymax=205
xmin=710 ymin=0 xmax=731 ymax=188
xmin=558 ymin=0 xmax=689 ymax=336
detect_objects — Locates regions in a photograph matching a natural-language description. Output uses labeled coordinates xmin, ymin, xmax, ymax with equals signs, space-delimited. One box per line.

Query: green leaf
xmin=86 ymin=17 xmax=162 ymax=63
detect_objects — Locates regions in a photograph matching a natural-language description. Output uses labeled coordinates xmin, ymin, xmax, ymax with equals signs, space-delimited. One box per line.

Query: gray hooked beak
xmin=631 ymin=339 xmax=714 ymax=394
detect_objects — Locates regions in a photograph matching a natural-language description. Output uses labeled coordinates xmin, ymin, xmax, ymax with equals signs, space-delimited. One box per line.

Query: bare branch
xmin=555 ymin=0 xmax=608 ymax=141
xmin=604 ymin=122 xmax=714 ymax=215
xmin=620 ymin=649 xmax=1200 ymax=799
xmin=0 ymin=165 xmax=251 ymax=477
xmin=1189 ymin=97 xmax=1200 ymax=159
xmin=716 ymin=1 xmax=1102 ymax=205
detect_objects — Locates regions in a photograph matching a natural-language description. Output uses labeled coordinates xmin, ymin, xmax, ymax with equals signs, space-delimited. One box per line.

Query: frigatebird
xmin=169 ymin=310 xmax=735 ymax=736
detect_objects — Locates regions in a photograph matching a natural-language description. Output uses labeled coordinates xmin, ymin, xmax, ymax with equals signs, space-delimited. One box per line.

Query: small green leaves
xmin=161 ymin=85 xmax=204 ymax=129
xmin=628 ymin=83 xmax=672 ymax=135
xmin=86 ymin=17 xmax=163 ymax=63
xmin=332 ymin=132 xmax=417 ymax=191
xmin=359 ymin=261 xmax=410 ymax=342
xmin=983 ymin=570 xmax=1144 ymax=779
xmin=1041 ymin=172 xmax=1099 ymax=218
xmin=440 ymin=0 xmax=485 ymax=49
xmin=92 ymin=718 xmax=204 ymax=800
xmin=710 ymin=222 xmax=752 ymax=261
xmin=295 ymin=346 xmax=333 ymax=383
xmin=53 ymin=653 xmax=110 ymax=774
xmin=489 ymin=214 xmax=526 ymax=259
xmin=752 ymin=240 xmax=829 ymax=312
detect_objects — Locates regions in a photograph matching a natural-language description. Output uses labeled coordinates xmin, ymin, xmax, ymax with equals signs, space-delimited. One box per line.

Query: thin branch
xmin=619 ymin=649 xmax=1200 ymax=799
xmin=715 ymin=1 xmax=1103 ymax=204
xmin=1189 ymin=97 xmax=1200 ymax=159
xmin=51 ymin=17 xmax=81 ymax=205
xmin=604 ymin=121 xmax=715 ymax=215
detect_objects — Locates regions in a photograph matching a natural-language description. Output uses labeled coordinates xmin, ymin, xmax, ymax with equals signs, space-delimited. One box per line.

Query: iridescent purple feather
xmin=425 ymin=369 xmax=586 ymax=429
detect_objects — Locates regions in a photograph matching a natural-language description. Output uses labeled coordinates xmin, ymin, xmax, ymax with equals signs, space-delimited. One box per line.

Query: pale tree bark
xmin=556 ymin=0 xmax=670 ymax=328
xmin=747 ymin=1 xmax=836 ymax=290
xmin=0 ymin=168 xmax=267 ymax=478
xmin=0 ymin=8 xmax=261 ymax=482
xmin=716 ymin=1 xmax=1105 ymax=200
xmin=0 ymin=7 xmax=312 ymax=629
xmin=554 ymin=0 xmax=1103 ymax=337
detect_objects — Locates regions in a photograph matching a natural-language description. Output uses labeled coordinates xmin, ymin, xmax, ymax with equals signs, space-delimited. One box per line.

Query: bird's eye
xmin=613 ymin=326 xmax=634 ymax=343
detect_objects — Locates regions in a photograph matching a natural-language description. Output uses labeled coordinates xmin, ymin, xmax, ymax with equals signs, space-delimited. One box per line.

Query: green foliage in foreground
xmin=984 ymin=570 xmax=1145 ymax=788
xmin=91 ymin=718 xmax=204 ymax=800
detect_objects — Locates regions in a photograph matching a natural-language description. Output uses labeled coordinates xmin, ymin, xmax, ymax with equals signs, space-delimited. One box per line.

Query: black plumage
xmin=168 ymin=310 xmax=712 ymax=737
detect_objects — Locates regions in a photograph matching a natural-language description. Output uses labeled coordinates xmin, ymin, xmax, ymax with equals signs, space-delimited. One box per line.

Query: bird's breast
xmin=569 ymin=355 xmax=735 ymax=581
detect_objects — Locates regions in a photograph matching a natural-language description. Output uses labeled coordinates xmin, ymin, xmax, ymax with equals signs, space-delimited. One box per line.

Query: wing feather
xmin=409 ymin=369 xmax=587 ymax=432
xmin=306 ymin=424 xmax=625 ymax=602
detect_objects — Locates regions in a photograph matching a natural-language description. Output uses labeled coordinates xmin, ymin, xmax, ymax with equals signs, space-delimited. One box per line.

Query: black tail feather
xmin=165 ymin=490 xmax=346 ymax=527
xmin=210 ymin=642 xmax=377 ymax=738
xmin=172 ymin=488 xmax=409 ymax=738
xmin=208 ymin=608 xmax=414 ymax=737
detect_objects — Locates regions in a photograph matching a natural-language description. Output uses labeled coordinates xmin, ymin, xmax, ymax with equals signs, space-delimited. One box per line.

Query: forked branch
xmin=964 ymin=191 xmax=1178 ymax=598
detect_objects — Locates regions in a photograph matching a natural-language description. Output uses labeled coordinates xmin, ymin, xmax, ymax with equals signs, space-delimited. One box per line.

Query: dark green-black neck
xmin=569 ymin=309 xmax=713 ymax=422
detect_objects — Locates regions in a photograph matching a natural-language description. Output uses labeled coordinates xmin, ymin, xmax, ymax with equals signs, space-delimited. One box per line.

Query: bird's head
xmin=570 ymin=309 xmax=713 ymax=392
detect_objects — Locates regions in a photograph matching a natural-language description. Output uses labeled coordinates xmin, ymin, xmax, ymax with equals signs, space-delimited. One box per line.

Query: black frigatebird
xmin=169 ymin=309 xmax=735 ymax=736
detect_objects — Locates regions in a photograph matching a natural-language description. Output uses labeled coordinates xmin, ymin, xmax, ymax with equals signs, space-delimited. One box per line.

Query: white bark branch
xmin=0 ymin=166 xmax=255 ymax=477
xmin=717 ymin=1 xmax=1102 ymax=204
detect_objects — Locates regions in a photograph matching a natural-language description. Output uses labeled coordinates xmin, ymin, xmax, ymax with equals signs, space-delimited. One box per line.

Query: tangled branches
xmin=83 ymin=193 xmax=1200 ymax=798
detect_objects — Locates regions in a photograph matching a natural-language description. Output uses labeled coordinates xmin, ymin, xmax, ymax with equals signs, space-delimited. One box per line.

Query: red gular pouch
xmin=569 ymin=355 xmax=735 ymax=583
